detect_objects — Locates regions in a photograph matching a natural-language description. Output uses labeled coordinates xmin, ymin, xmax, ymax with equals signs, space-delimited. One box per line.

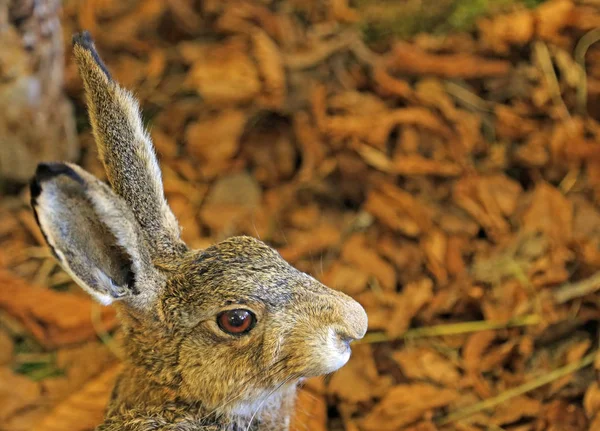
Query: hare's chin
xmin=320 ymin=327 xmax=352 ymax=374
xmin=228 ymin=384 xmax=294 ymax=418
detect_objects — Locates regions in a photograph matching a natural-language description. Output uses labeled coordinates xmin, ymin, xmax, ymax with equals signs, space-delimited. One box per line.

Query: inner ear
xmin=104 ymin=229 xmax=137 ymax=294
xmin=30 ymin=162 xmax=161 ymax=307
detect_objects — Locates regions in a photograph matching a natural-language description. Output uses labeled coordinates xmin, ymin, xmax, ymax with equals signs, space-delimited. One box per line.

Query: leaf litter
xmin=2 ymin=0 xmax=600 ymax=430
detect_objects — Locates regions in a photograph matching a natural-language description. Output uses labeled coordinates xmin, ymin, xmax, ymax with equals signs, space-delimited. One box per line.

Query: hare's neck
xmin=107 ymin=364 xmax=297 ymax=430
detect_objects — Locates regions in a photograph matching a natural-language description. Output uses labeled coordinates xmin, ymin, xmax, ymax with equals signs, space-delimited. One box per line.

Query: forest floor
xmin=3 ymin=0 xmax=600 ymax=430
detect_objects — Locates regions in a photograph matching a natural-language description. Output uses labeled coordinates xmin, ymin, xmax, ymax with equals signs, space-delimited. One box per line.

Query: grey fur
xmin=29 ymin=31 xmax=368 ymax=431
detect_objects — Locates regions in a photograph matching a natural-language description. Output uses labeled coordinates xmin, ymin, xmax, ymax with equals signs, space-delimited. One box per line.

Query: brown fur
xmin=29 ymin=31 xmax=368 ymax=430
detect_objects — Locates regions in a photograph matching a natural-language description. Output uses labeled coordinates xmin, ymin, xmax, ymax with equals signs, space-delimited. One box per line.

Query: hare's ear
xmin=30 ymin=162 xmax=163 ymax=309
xmin=72 ymin=31 xmax=186 ymax=258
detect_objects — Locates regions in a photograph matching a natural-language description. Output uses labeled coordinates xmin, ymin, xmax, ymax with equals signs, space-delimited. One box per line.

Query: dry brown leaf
xmin=151 ymin=129 xmax=179 ymax=160
xmin=329 ymin=0 xmax=360 ymax=23
xmin=293 ymin=111 xmax=327 ymax=182
xmin=521 ymin=182 xmax=573 ymax=244
xmin=536 ymin=400 xmax=587 ymax=431
xmin=478 ymin=10 xmax=535 ymax=54
xmin=377 ymin=237 xmax=425 ymax=281
xmin=252 ymin=29 xmax=286 ymax=109
xmin=321 ymin=262 xmax=369 ymax=296
xmin=185 ymin=110 xmax=246 ymax=164
xmin=392 ymin=347 xmax=461 ymax=386
xmin=324 ymin=108 xmax=451 ymax=150
xmin=585 ymin=382 xmax=600 ymax=420
xmin=365 ymin=190 xmax=422 ymax=237
xmin=328 ymin=344 xmax=392 ymax=404
xmin=367 ymin=182 xmax=434 ymax=236
xmin=42 ymin=342 xmax=119 ymax=406
xmin=446 ymin=235 xmax=468 ymax=277
xmin=341 ymin=234 xmax=396 ymax=291
xmin=168 ymin=194 xmax=202 ymax=245
xmin=463 ymin=330 xmax=496 ymax=373
xmin=491 ymin=395 xmax=541 ymax=426
xmin=535 ymin=0 xmax=575 ymax=43
xmin=372 ymin=66 xmax=413 ymax=99
xmin=184 ymin=38 xmax=260 ymax=105
xmin=214 ymin=0 xmax=281 ymax=39
xmin=361 ymin=383 xmax=459 ymax=431
xmin=385 ymin=41 xmax=510 ymax=78
xmin=386 ymin=277 xmax=433 ymax=337
xmin=0 ymin=270 xmax=117 ymax=348
xmin=421 ymin=228 xmax=448 ymax=286
xmin=328 ymin=91 xmax=389 ymax=116
xmin=453 ymin=174 xmax=522 ymax=240
xmin=32 ymin=365 xmax=122 ymax=431
xmin=0 ymin=328 xmax=14 ymax=365
xmin=393 ymin=154 xmax=462 ymax=177
xmin=494 ymin=106 xmax=540 ymax=140
xmin=550 ymin=339 xmax=592 ymax=395
xmin=278 ymin=224 xmax=341 ymax=263
xmin=290 ymin=387 xmax=327 ymax=431
xmin=0 ymin=367 xmax=41 ymax=424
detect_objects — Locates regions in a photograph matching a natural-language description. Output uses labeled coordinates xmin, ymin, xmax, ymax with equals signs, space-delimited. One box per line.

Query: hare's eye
xmin=217 ymin=309 xmax=256 ymax=335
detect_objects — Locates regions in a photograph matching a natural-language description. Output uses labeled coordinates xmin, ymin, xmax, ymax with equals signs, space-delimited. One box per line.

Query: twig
xmin=554 ymin=271 xmax=600 ymax=304
xmin=533 ymin=42 xmax=573 ymax=128
xmin=574 ymin=28 xmax=600 ymax=115
xmin=355 ymin=314 xmax=540 ymax=345
xmin=436 ymin=349 xmax=597 ymax=425
xmin=90 ymin=303 xmax=122 ymax=360
xmin=444 ymin=81 xmax=493 ymax=114
xmin=284 ymin=30 xmax=357 ymax=70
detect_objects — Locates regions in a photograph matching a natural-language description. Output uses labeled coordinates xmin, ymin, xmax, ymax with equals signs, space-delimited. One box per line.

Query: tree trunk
xmin=0 ymin=0 xmax=78 ymax=183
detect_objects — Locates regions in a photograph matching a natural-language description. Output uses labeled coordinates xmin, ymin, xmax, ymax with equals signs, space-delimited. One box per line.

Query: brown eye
xmin=217 ymin=309 xmax=256 ymax=335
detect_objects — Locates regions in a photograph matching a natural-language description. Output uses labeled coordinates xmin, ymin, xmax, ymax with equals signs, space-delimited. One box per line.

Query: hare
xmin=29 ymin=31 xmax=368 ymax=430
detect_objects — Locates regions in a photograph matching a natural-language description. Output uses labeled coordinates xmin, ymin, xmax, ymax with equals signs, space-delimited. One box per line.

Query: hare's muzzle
xmin=305 ymin=291 xmax=368 ymax=375
xmin=334 ymin=295 xmax=368 ymax=344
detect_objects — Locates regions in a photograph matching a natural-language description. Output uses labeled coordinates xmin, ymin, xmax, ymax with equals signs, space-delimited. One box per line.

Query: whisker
xmin=197 ymin=355 xmax=293 ymax=422
xmin=251 ymin=215 xmax=261 ymax=240
xmin=244 ymin=375 xmax=295 ymax=431
xmin=319 ymin=253 xmax=324 ymax=277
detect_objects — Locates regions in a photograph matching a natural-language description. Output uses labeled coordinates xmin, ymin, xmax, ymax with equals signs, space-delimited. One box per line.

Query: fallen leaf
xmin=184 ymin=38 xmax=261 ymax=105
xmin=0 ymin=271 xmax=117 ymax=348
xmin=290 ymin=387 xmax=327 ymax=431
xmin=32 ymin=365 xmax=122 ymax=431
xmin=521 ymin=182 xmax=573 ymax=244
xmin=278 ymin=224 xmax=341 ymax=263
xmin=321 ymin=262 xmax=369 ymax=296
xmin=392 ymin=347 xmax=461 ymax=386
xmin=478 ymin=10 xmax=535 ymax=54
xmin=328 ymin=344 xmax=392 ymax=404
xmin=0 ymin=367 xmax=41 ymax=424
xmin=385 ymin=41 xmax=510 ymax=78
xmin=360 ymin=383 xmax=459 ymax=431
xmin=387 ymin=278 xmax=433 ymax=337
xmin=491 ymin=395 xmax=541 ymax=426
xmin=453 ymin=174 xmax=522 ymax=240
xmin=185 ymin=110 xmax=247 ymax=164
xmin=252 ymin=29 xmax=286 ymax=109
xmin=0 ymin=328 xmax=14 ymax=365
xmin=341 ymin=234 xmax=397 ymax=291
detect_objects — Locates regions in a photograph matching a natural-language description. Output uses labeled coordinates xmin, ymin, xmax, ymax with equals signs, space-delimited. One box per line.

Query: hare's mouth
xmin=320 ymin=327 xmax=352 ymax=374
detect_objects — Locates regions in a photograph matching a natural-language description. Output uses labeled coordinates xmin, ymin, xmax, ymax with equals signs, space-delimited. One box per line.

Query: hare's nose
xmin=336 ymin=297 xmax=368 ymax=342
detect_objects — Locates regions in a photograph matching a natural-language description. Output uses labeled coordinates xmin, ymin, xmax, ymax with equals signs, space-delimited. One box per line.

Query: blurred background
xmin=2 ymin=0 xmax=600 ymax=430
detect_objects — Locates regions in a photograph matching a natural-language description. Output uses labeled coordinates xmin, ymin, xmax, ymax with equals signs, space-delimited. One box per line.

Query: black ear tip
xmin=72 ymin=31 xmax=94 ymax=49
xmin=29 ymin=176 xmax=42 ymax=201
xmin=33 ymin=162 xmax=84 ymax=188
xmin=71 ymin=31 xmax=113 ymax=81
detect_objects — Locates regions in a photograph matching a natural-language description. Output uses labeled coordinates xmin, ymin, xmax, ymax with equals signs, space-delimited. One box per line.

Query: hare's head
xmin=30 ymin=32 xmax=367 ymax=414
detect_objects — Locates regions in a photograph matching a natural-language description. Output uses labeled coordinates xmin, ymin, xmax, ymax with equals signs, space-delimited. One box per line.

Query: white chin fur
xmin=320 ymin=327 xmax=351 ymax=374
